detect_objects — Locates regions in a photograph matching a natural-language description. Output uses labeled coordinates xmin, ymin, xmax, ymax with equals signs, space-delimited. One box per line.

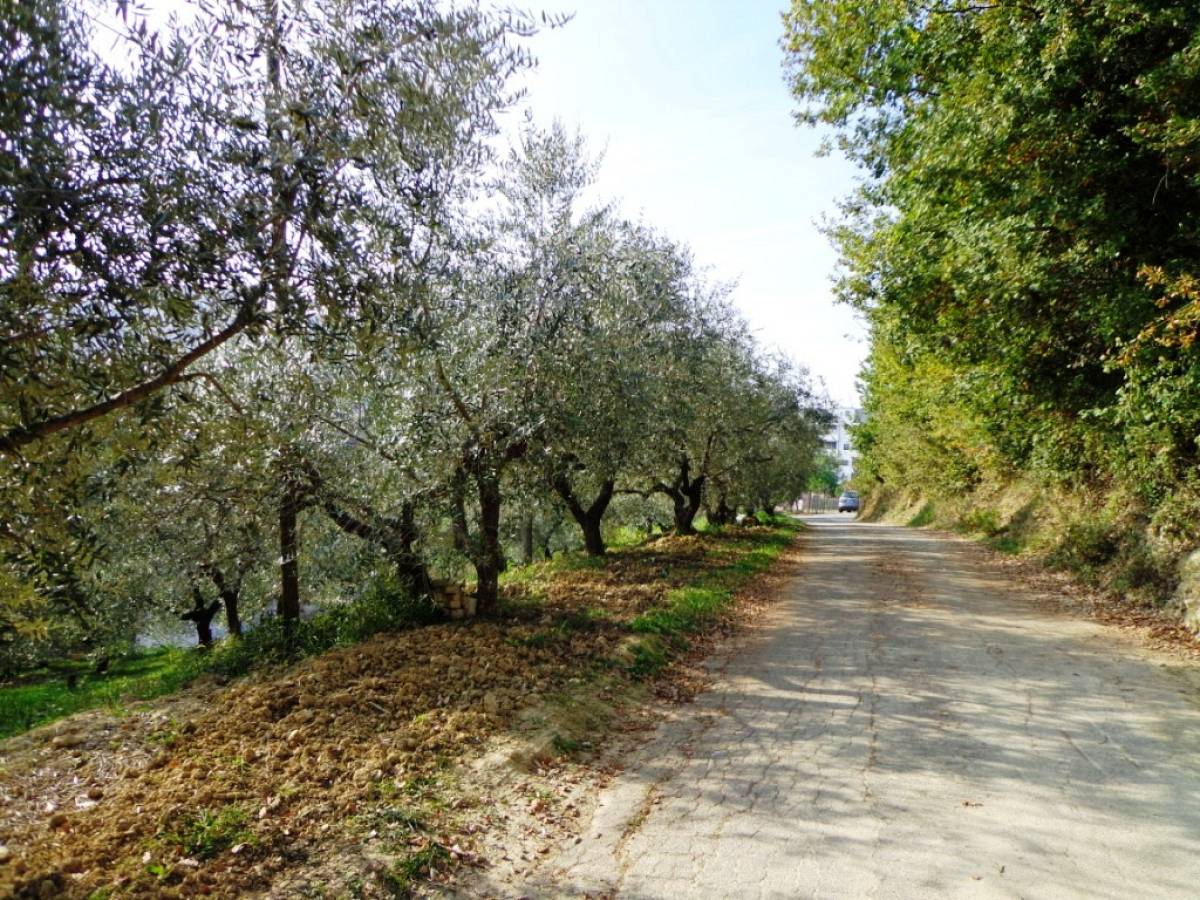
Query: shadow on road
xmin=518 ymin=516 xmax=1200 ymax=899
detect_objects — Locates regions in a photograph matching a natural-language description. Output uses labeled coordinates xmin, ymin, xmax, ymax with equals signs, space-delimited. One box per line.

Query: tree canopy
xmin=784 ymin=0 xmax=1200 ymax=545
xmin=0 ymin=0 xmax=827 ymax=668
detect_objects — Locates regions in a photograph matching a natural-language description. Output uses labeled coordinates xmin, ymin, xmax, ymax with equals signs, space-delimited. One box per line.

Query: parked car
xmin=837 ymin=490 xmax=860 ymax=513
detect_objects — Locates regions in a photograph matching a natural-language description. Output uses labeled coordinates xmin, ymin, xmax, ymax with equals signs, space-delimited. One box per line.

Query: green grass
xmin=907 ymin=502 xmax=936 ymax=527
xmin=623 ymin=518 xmax=797 ymax=677
xmin=606 ymin=524 xmax=647 ymax=550
xmin=1 ymin=576 xmax=442 ymax=741
xmin=624 ymin=637 xmax=670 ymax=678
xmin=957 ymin=507 xmax=1002 ymax=537
xmin=159 ymin=805 xmax=254 ymax=859
xmin=380 ymin=842 xmax=452 ymax=897
xmin=551 ymin=733 xmax=585 ymax=754
xmin=0 ymin=647 xmax=202 ymax=739
xmin=499 ymin=551 xmax=610 ymax=607
xmin=987 ymin=535 xmax=1022 ymax=554
xmin=503 ymin=550 xmax=609 ymax=584
xmin=507 ymin=605 xmax=611 ymax=650
xmin=631 ymin=586 xmax=733 ymax=636
xmin=372 ymin=805 xmax=427 ymax=832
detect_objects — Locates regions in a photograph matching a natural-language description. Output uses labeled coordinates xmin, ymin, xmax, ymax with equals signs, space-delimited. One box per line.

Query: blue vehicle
xmin=837 ymin=490 xmax=860 ymax=513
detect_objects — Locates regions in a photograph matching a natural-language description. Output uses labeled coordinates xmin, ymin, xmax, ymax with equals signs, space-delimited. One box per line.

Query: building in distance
xmin=822 ymin=407 xmax=863 ymax=484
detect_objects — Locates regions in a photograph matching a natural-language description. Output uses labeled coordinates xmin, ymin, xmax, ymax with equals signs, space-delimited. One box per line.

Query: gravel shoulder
xmin=521 ymin=515 xmax=1200 ymax=899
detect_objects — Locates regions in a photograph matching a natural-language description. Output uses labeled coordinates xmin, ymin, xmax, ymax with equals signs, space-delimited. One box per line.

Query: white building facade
xmin=822 ymin=407 xmax=863 ymax=484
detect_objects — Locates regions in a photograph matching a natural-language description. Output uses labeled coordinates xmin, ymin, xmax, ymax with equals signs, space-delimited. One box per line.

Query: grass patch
xmin=619 ymin=517 xmax=797 ymax=677
xmin=146 ymin=723 xmax=180 ymax=747
xmin=551 ymin=733 xmax=585 ymax=754
xmin=501 ymin=551 xmax=608 ymax=587
xmin=380 ymin=842 xmax=452 ymax=897
xmin=159 ymin=805 xmax=254 ymax=859
xmin=1 ymin=575 xmax=442 ymax=741
xmin=957 ymin=507 xmax=1002 ymax=536
xmin=507 ymin=608 xmax=608 ymax=650
xmin=907 ymin=502 xmax=936 ymax=527
xmin=605 ymin=524 xmax=646 ymax=550
xmin=987 ymin=534 xmax=1022 ymax=554
xmin=631 ymin=586 xmax=733 ymax=636
xmin=624 ymin=636 xmax=670 ymax=678
xmin=727 ymin=534 xmax=794 ymax=578
xmin=508 ymin=629 xmax=562 ymax=650
xmin=372 ymin=805 xmax=427 ymax=833
xmin=0 ymin=647 xmax=201 ymax=740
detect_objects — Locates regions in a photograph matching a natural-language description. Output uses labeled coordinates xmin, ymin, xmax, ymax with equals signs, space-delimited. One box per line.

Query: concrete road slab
xmin=530 ymin=516 xmax=1200 ymax=899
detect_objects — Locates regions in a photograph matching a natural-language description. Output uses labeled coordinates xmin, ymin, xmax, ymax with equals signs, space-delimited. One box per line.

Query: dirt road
xmin=526 ymin=516 xmax=1200 ymax=898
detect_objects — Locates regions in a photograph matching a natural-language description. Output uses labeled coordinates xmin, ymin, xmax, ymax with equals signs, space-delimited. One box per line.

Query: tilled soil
xmin=0 ymin=529 xmax=786 ymax=899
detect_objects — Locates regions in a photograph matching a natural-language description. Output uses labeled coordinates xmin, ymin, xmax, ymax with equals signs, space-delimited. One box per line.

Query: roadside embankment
xmin=0 ymin=519 xmax=799 ymax=899
xmin=862 ymin=481 xmax=1200 ymax=646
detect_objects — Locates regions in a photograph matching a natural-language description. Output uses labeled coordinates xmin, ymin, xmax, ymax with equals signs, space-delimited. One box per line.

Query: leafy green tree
xmin=806 ymin=453 xmax=841 ymax=496
xmin=534 ymin=221 xmax=701 ymax=553
xmin=710 ymin=355 xmax=826 ymax=516
xmin=1 ymin=0 xmax=258 ymax=456
xmin=1 ymin=0 xmax=536 ymax=641
xmin=783 ymin=0 xmax=1200 ymax=541
xmin=633 ymin=297 xmax=773 ymax=534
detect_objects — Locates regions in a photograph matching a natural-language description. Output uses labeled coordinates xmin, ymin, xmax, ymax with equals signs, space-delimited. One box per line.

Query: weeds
xmin=146 ymin=724 xmax=179 ymax=747
xmin=551 ymin=733 xmax=584 ymax=754
xmin=380 ymin=842 xmax=451 ymax=897
xmin=1047 ymin=519 xmax=1122 ymax=575
xmin=987 ymin=535 xmax=1022 ymax=554
xmin=625 ymin=636 xmax=670 ymax=678
xmin=958 ymin=508 xmax=1002 ymax=536
xmin=159 ymin=806 xmax=253 ymax=859
xmin=605 ymin=525 xmax=645 ymax=549
xmin=907 ymin=502 xmax=936 ymax=527
xmin=372 ymin=805 xmax=427 ymax=832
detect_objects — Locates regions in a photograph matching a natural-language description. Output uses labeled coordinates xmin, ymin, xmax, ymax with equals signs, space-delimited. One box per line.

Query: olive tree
xmin=1 ymin=0 xmax=538 ymax=641
xmin=537 ymin=224 xmax=699 ymax=554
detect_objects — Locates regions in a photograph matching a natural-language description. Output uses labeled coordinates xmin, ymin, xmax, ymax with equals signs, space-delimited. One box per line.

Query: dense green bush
xmin=958 ymin=509 xmax=1002 ymax=538
xmin=785 ymin=0 xmax=1200 ymax=587
xmin=1046 ymin=521 xmax=1123 ymax=577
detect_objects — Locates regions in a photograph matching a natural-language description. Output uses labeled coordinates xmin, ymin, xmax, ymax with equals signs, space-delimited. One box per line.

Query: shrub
xmin=1046 ymin=520 xmax=1122 ymax=576
xmin=958 ymin=508 xmax=1001 ymax=537
xmin=624 ymin=636 xmax=669 ymax=678
xmin=907 ymin=503 xmax=935 ymax=527
xmin=381 ymin=842 xmax=452 ymax=895
xmin=208 ymin=574 xmax=439 ymax=679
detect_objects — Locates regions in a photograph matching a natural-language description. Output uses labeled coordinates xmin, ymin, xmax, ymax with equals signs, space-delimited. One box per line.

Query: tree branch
xmin=180 ymin=371 xmax=245 ymax=415
xmin=434 ymin=356 xmax=480 ymax=439
xmin=0 ymin=305 xmax=259 ymax=455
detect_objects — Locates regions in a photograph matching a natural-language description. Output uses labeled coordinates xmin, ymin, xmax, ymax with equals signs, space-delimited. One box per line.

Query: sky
xmin=503 ymin=0 xmax=867 ymax=408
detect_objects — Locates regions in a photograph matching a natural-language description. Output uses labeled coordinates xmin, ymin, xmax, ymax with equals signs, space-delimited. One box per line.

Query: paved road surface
xmin=535 ymin=516 xmax=1200 ymax=898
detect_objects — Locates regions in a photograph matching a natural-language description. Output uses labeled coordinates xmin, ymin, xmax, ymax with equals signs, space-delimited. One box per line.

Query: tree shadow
xmin=505 ymin=519 xmax=1200 ymax=898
